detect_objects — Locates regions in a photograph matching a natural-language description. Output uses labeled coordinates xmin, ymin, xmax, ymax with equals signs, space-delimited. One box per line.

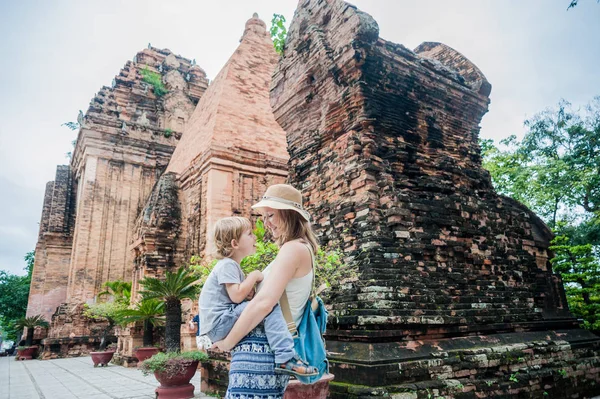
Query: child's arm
xmin=226 ymin=270 xmax=263 ymax=304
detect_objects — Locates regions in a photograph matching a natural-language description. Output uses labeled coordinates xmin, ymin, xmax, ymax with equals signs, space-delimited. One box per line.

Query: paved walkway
xmin=0 ymin=356 xmax=209 ymax=399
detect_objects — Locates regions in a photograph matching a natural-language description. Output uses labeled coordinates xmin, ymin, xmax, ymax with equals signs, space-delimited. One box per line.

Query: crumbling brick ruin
xmin=27 ymin=46 xmax=208 ymax=357
xmin=267 ymin=0 xmax=600 ymax=397
xmin=27 ymin=166 xmax=75 ymax=323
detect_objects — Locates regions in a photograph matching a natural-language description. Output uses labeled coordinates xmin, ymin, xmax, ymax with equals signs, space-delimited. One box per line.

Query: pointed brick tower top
xmin=167 ymin=14 xmax=288 ymax=175
xmin=242 ymin=13 xmax=267 ymax=40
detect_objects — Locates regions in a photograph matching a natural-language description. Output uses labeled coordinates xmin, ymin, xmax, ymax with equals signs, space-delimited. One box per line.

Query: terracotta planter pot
xmin=284 ymin=373 xmax=335 ymax=399
xmin=90 ymin=350 xmax=115 ymax=367
xmin=154 ymin=360 xmax=199 ymax=399
xmin=134 ymin=347 xmax=160 ymax=363
xmin=17 ymin=346 xmax=38 ymax=360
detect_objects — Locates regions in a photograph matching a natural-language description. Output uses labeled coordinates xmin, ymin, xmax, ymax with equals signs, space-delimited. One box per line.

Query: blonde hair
xmin=274 ymin=209 xmax=319 ymax=253
xmin=213 ymin=217 xmax=252 ymax=258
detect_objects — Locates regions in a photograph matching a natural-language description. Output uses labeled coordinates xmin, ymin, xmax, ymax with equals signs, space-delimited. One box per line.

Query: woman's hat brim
xmin=251 ymin=199 xmax=311 ymax=222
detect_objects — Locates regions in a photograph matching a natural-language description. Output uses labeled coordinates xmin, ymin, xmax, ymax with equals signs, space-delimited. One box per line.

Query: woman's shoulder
xmin=279 ymin=240 xmax=313 ymax=268
xmin=280 ymin=239 xmax=311 ymax=255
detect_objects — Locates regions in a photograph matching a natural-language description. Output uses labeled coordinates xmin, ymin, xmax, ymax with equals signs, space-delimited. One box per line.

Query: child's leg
xmin=263 ymin=304 xmax=295 ymax=364
xmin=207 ymin=301 xmax=250 ymax=343
xmin=265 ymin=304 xmax=319 ymax=377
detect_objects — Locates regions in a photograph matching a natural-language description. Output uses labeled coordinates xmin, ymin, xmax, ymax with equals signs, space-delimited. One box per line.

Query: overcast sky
xmin=1 ymin=0 xmax=599 ymax=276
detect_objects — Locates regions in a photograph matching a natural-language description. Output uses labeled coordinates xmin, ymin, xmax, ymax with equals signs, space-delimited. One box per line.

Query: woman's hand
xmin=211 ymin=339 xmax=233 ymax=352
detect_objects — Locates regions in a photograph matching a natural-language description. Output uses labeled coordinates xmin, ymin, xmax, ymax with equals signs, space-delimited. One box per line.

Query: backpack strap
xmin=280 ymin=290 xmax=298 ymax=336
xmin=280 ymin=242 xmax=315 ymax=336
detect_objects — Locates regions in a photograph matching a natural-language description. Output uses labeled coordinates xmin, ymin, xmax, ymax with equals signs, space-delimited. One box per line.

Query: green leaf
xmin=270 ymin=14 xmax=287 ymax=55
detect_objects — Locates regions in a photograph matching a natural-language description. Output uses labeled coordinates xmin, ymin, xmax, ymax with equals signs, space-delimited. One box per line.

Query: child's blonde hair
xmin=213 ymin=217 xmax=253 ymax=258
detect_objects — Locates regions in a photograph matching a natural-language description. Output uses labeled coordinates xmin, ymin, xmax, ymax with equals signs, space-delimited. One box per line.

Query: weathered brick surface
xmin=27 ymin=166 xmax=75 ymax=323
xmin=40 ymin=336 xmax=106 ymax=360
xmin=166 ymin=15 xmax=288 ymax=177
xmin=65 ymin=47 xmax=207 ymax=310
xmin=326 ymin=329 xmax=600 ymax=398
xmin=125 ymin=15 xmax=289 ymax=357
xmin=31 ymin=47 xmax=209 ymax=348
xmin=202 ymin=329 xmax=600 ymax=397
xmin=272 ymin=0 xmax=567 ymax=334
xmin=129 ymin=172 xmax=183 ymax=299
xmin=266 ymin=0 xmax=600 ymax=396
xmin=166 ymin=14 xmax=289 ymax=259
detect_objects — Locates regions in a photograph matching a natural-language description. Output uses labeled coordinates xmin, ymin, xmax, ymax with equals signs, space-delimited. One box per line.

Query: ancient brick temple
xmin=27 ymin=14 xmax=289 ymax=359
xmin=27 ymin=45 xmax=208 ymax=354
xmin=130 ymin=13 xmax=288 ymax=290
xmin=121 ymin=14 xmax=288 ymax=360
xmin=27 ymin=47 xmax=205 ymax=323
xmin=268 ymin=0 xmax=600 ymax=397
xmin=63 ymin=47 xmax=208 ymax=312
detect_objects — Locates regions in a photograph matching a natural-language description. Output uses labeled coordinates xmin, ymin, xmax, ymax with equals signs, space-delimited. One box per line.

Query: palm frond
xmin=98 ymin=280 xmax=132 ymax=304
xmin=139 ymin=266 xmax=199 ymax=302
xmin=15 ymin=315 xmax=49 ymax=329
xmin=117 ymin=298 xmax=165 ymax=326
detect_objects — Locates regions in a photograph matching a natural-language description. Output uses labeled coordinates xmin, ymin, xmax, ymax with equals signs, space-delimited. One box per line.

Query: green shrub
xmin=140 ymin=350 xmax=208 ymax=376
xmin=141 ymin=67 xmax=168 ymax=97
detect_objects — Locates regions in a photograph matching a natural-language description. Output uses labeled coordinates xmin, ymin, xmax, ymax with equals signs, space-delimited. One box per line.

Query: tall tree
xmin=482 ymin=97 xmax=600 ymax=332
xmin=482 ymin=97 xmax=600 ymax=227
xmin=521 ymin=98 xmax=600 ymax=217
xmin=0 ymin=251 xmax=34 ymax=340
xmin=550 ymin=230 xmax=600 ymax=332
xmin=24 ymin=250 xmax=34 ymax=278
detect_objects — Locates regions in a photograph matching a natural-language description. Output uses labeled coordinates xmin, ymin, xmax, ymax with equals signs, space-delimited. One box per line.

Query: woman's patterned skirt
xmin=225 ymin=324 xmax=290 ymax=398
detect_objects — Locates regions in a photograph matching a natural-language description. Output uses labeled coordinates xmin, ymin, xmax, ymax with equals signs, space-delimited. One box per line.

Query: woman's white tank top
xmin=258 ymin=253 xmax=313 ymax=327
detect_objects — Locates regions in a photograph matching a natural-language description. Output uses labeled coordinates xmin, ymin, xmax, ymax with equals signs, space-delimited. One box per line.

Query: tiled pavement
xmin=0 ymin=356 xmax=209 ymax=399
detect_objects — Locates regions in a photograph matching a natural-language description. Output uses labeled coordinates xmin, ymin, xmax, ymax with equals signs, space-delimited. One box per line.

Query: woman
xmin=212 ymin=184 xmax=318 ymax=398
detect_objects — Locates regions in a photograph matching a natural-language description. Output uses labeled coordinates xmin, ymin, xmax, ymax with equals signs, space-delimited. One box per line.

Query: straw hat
xmin=251 ymin=184 xmax=311 ymax=222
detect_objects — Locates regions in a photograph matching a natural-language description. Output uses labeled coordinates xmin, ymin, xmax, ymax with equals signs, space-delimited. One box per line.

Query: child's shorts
xmin=206 ymin=301 xmax=249 ymax=342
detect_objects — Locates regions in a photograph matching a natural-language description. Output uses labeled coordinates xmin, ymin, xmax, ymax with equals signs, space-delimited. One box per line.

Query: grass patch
xmin=141 ymin=67 xmax=168 ymax=97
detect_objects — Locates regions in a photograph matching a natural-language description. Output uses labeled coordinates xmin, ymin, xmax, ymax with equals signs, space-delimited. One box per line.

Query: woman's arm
xmin=212 ymin=243 xmax=304 ymax=351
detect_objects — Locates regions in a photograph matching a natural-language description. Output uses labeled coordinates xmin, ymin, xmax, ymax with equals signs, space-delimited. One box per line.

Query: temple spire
xmin=242 ymin=12 xmax=267 ymax=41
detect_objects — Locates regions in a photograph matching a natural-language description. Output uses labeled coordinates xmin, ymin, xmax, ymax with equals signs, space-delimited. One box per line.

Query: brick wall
xmin=27 ymin=166 xmax=75 ymax=323
xmin=266 ymin=0 xmax=600 ymax=396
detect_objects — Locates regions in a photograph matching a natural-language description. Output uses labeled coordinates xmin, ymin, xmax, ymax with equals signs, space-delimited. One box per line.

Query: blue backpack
xmin=280 ymin=245 xmax=329 ymax=384
xmin=292 ymin=296 xmax=329 ymax=384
